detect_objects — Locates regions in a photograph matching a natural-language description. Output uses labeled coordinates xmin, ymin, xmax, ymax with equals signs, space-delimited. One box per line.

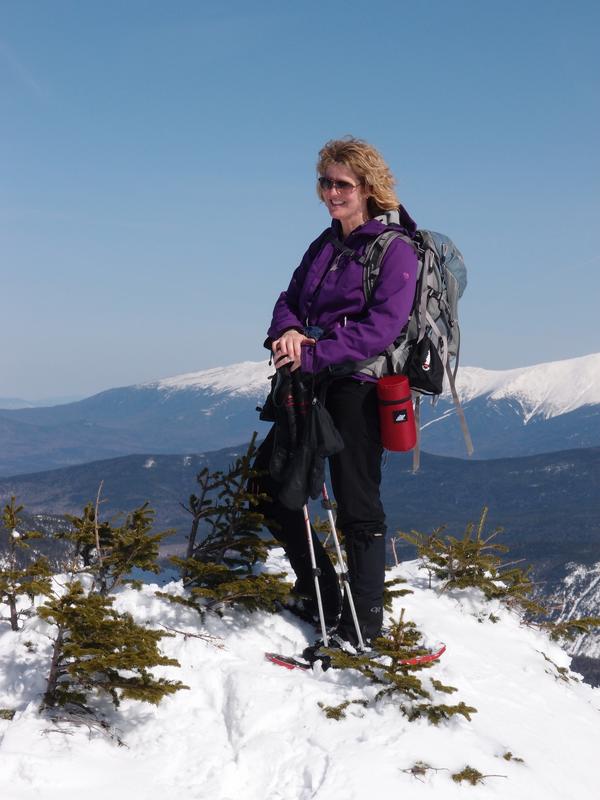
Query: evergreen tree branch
xmin=94 ymin=481 xmax=104 ymax=569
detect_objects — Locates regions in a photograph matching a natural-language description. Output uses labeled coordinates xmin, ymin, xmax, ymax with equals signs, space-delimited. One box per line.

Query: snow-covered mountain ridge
xmin=2 ymin=351 xmax=599 ymax=475
xmin=455 ymin=352 xmax=600 ymax=422
xmin=143 ymin=351 xmax=600 ymax=421
xmin=1 ymin=554 xmax=598 ymax=800
xmin=549 ymin=561 xmax=600 ymax=660
xmin=144 ymin=360 xmax=273 ymax=397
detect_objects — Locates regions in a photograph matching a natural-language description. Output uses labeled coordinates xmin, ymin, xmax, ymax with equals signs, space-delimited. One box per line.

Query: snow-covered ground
xmin=1 ymin=554 xmax=599 ymax=800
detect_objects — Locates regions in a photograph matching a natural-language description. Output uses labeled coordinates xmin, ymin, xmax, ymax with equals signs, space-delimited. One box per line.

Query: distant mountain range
xmin=0 ymin=397 xmax=38 ymax=410
xmin=0 ymin=394 xmax=83 ymax=409
xmin=1 ymin=442 xmax=598 ymax=592
xmin=0 ymin=363 xmax=273 ymax=476
xmin=1 ymin=352 xmax=600 ymax=476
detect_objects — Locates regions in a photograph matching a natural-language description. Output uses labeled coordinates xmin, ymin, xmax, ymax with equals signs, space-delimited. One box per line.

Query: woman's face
xmin=320 ymin=162 xmax=369 ymax=234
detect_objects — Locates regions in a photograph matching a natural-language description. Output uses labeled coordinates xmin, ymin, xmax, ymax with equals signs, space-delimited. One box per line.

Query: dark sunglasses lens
xmin=319 ymin=177 xmax=355 ymax=192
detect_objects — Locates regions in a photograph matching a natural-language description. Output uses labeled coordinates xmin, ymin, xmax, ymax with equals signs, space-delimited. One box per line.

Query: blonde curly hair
xmin=316 ymin=136 xmax=399 ymax=216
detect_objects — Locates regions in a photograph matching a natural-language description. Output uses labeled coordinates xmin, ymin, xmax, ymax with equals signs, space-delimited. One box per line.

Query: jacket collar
xmin=331 ymin=204 xmax=417 ymax=242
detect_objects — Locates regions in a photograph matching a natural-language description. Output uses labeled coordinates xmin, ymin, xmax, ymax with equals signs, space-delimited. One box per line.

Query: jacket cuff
xmin=267 ymin=326 xmax=304 ymax=342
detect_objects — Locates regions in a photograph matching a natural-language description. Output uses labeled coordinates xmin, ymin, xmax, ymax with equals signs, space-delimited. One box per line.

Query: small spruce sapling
xmin=546 ymin=616 xmax=600 ymax=642
xmin=60 ymin=497 xmax=172 ymax=595
xmin=451 ymin=766 xmax=507 ymax=785
xmin=37 ymin=496 xmax=185 ymax=715
xmin=383 ymin=575 xmax=413 ymax=611
xmin=400 ymin=508 xmax=600 ymax=641
xmin=400 ymin=508 xmax=544 ymax=614
xmin=0 ymin=497 xmax=52 ymax=631
xmin=164 ymin=434 xmax=290 ymax=615
xmin=38 ymin=580 xmax=187 ymax=712
xmin=319 ymin=610 xmax=476 ymax=724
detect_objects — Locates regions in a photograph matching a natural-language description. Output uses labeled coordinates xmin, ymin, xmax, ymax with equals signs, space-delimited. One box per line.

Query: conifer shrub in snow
xmin=162 ymin=434 xmax=290 ymax=615
xmin=383 ymin=574 xmax=413 ymax=610
xmin=546 ymin=616 xmax=600 ymax=642
xmin=314 ymin=507 xmax=475 ymax=723
xmin=319 ymin=610 xmax=477 ymax=723
xmin=399 ymin=507 xmax=541 ymax=612
xmin=38 ymin=580 xmax=187 ymax=712
xmin=0 ymin=495 xmax=187 ymax=716
xmin=502 ymin=751 xmax=525 ymax=763
xmin=0 ymin=496 xmax=53 ymax=631
xmin=59 ymin=495 xmax=173 ymax=595
xmin=451 ymin=766 xmax=487 ymax=786
xmin=399 ymin=507 xmax=600 ymax=642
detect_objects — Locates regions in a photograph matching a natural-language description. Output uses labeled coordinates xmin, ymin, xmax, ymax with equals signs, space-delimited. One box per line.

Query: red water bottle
xmin=376 ymin=375 xmax=417 ymax=452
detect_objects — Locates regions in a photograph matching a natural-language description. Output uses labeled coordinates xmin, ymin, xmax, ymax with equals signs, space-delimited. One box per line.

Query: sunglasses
xmin=318 ymin=176 xmax=363 ymax=194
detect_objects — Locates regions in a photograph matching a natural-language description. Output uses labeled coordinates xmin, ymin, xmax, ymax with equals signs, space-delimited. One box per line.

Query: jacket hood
xmin=331 ymin=204 xmax=417 ymax=240
xmin=374 ymin=204 xmax=417 ymax=237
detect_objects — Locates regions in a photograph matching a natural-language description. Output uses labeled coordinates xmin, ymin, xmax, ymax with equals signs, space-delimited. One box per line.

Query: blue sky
xmin=1 ymin=0 xmax=599 ymax=399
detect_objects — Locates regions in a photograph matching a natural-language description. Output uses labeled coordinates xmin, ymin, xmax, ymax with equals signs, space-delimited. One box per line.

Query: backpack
xmin=328 ymin=210 xmax=473 ymax=467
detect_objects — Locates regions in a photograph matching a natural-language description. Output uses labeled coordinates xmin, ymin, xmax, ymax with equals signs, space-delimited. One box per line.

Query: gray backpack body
xmin=356 ymin=211 xmax=466 ymax=384
xmin=338 ymin=209 xmax=473 ymax=464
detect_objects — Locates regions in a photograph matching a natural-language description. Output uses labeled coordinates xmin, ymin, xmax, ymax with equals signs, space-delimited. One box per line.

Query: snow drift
xmin=1 ymin=554 xmax=599 ymax=800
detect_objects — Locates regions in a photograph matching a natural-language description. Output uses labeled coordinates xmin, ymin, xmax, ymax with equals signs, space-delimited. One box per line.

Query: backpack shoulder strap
xmin=323 ymin=228 xmax=368 ymax=265
xmin=362 ymin=230 xmax=417 ymax=303
xmin=325 ymin=226 xmax=417 ymax=303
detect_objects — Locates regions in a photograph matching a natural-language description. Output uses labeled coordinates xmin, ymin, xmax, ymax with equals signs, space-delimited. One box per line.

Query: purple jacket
xmin=267 ymin=207 xmax=418 ymax=375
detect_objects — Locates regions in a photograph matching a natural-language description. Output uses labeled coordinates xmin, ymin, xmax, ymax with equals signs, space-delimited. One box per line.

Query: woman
xmin=257 ymin=137 xmax=418 ymax=657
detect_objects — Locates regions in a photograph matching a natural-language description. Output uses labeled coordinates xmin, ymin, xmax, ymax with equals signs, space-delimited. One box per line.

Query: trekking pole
xmin=302 ymin=503 xmax=329 ymax=647
xmin=321 ymin=484 xmax=365 ymax=651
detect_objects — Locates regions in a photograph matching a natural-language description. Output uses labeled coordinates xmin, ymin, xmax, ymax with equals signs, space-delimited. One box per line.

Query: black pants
xmin=254 ymin=378 xmax=386 ymax=644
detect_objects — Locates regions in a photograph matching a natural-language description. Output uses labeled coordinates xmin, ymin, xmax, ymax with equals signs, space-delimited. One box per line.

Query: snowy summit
xmin=453 ymin=352 xmax=600 ymax=421
xmin=140 ymin=351 xmax=600 ymax=421
xmin=0 ymin=553 xmax=598 ymax=800
xmin=144 ymin=360 xmax=273 ymax=397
